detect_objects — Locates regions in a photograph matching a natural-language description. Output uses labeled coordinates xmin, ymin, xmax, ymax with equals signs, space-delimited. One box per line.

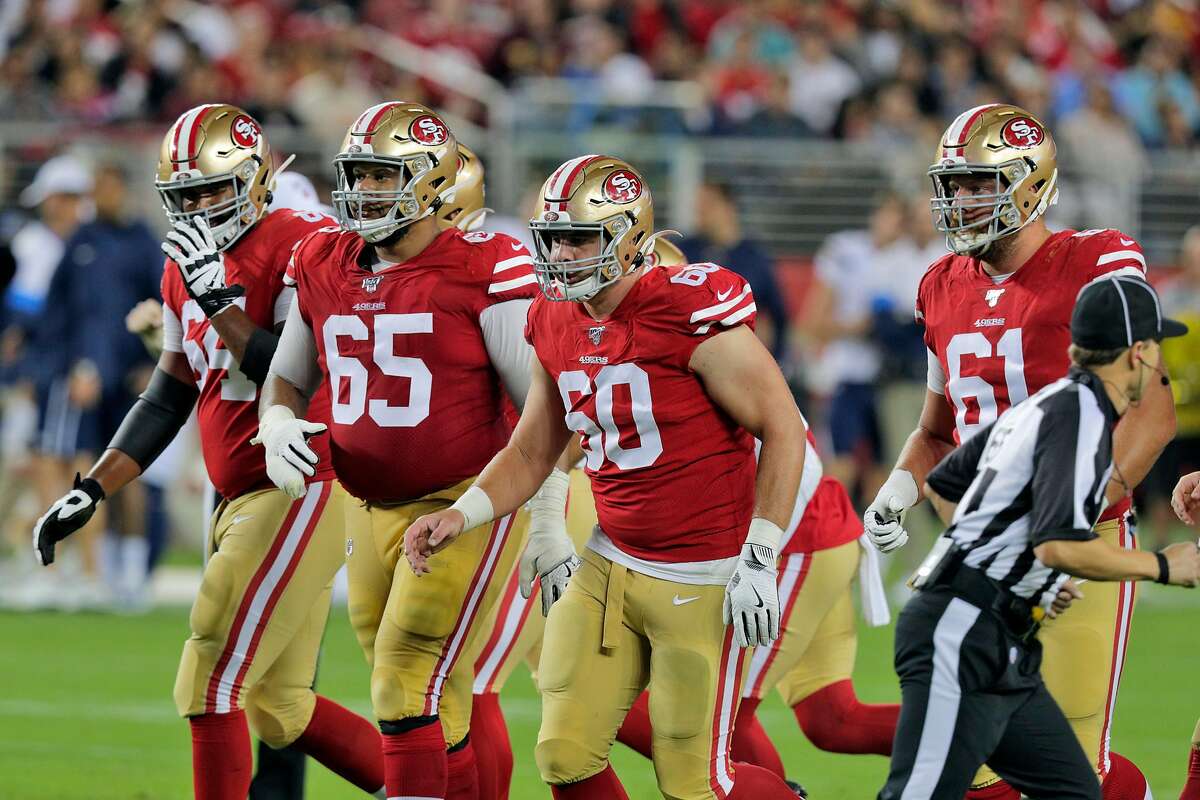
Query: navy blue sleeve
xmin=734 ymin=241 xmax=788 ymax=358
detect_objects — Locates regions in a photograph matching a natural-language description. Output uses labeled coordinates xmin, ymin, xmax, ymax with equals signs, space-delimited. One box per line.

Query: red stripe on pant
xmin=204 ymin=482 xmax=330 ymax=712
xmin=422 ymin=513 xmax=515 ymax=715
xmin=1097 ymin=513 xmax=1136 ymax=777
xmin=708 ymin=628 xmax=744 ymax=799
xmin=746 ymin=553 xmax=811 ymax=698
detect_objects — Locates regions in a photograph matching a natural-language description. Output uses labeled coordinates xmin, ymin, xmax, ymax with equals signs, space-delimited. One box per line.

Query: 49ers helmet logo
xmin=230 ymin=114 xmax=261 ymax=149
xmin=410 ymin=114 xmax=449 ymax=146
xmin=1000 ymin=117 xmax=1044 ymax=149
xmin=602 ymin=169 xmax=642 ymax=204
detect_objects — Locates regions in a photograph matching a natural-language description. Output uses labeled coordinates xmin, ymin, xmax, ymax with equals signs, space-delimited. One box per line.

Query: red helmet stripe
xmin=545 ymin=154 xmax=604 ymax=211
xmin=944 ymin=103 xmax=999 ymax=157
xmin=359 ymin=102 xmax=402 ymax=145
xmin=185 ymin=105 xmax=217 ymax=170
xmin=170 ymin=105 xmax=214 ymax=172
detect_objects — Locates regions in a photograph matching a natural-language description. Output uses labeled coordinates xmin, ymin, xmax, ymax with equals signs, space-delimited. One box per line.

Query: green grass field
xmin=1 ymin=588 xmax=1197 ymax=799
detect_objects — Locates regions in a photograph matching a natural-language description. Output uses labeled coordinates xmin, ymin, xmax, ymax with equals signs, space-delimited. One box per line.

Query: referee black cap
xmin=1071 ymin=275 xmax=1188 ymax=349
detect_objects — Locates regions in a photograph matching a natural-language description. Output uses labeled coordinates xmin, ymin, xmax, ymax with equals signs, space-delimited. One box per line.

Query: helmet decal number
xmin=1000 ymin=117 xmax=1044 ymax=149
xmin=230 ymin=115 xmax=261 ymax=149
xmin=602 ymin=170 xmax=643 ymax=204
xmin=410 ymin=115 xmax=449 ymax=146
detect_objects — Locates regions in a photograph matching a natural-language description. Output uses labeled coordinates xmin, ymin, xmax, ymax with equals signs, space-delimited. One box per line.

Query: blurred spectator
xmin=679 ymin=181 xmax=789 ymax=358
xmin=289 ymin=40 xmax=376 ymax=147
xmin=721 ymin=70 xmax=812 ymax=138
xmin=1058 ymin=80 xmax=1146 ymax=233
xmin=34 ymin=162 xmax=161 ymax=611
xmin=706 ymin=0 xmax=795 ymax=70
xmin=801 ymin=193 xmax=914 ymax=503
xmin=1111 ymin=36 xmax=1200 ymax=147
xmin=787 ymin=25 xmax=860 ymax=135
xmin=0 ymin=154 xmax=92 ymax=610
xmin=1141 ymin=226 xmax=1200 ymax=547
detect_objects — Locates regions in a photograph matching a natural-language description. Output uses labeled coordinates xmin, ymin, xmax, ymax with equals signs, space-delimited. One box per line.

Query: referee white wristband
xmin=450 ymin=486 xmax=496 ymax=532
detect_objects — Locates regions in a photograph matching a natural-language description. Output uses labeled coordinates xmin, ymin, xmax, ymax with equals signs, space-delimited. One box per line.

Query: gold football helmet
xmin=646 ymin=233 xmax=686 ymax=267
xmin=155 ymin=104 xmax=273 ymax=250
xmin=332 ymin=101 xmax=457 ymax=243
xmin=529 ymin=155 xmax=654 ymax=301
xmin=929 ymin=103 xmax=1058 ymax=256
xmin=438 ymin=143 xmax=488 ymax=233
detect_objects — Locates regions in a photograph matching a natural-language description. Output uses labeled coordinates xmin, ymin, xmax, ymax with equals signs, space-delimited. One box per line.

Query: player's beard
xmin=977 ymin=228 xmax=1019 ymax=267
xmin=374 ymin=218 xmax=417 ymax=249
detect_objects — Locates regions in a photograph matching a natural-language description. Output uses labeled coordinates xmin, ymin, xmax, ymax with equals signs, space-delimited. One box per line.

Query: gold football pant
xmin=173 ymin=481 xmax=346 ymax=748
xmin=344 ymin=477 xmax=527 ymax=747
xmin=974 ymin=512 xmax=1136 ymax=786
xmin=471 ymin=469 xmax=597 ymax=693
xmin=535 ymin=548 xmax=747 ymax=800
xmin=744 ymin=540 xmax=860 ymax=705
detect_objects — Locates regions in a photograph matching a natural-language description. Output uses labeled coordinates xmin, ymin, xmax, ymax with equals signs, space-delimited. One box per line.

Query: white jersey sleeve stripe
xmin=720 ymin=303 xmax=756 ymax=327
xmin=1096 ymin=250 xmax=1146 ymax=268
xmin=492 ymin=255 xmax=533 ymax=274
xmin=487 ymin=273 xmax=537 ymax=294
xmin=689 ymin=285 xmax=753 ymax=323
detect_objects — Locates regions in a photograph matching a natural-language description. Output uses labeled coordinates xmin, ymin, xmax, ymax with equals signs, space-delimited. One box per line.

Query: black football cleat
xmin=786 ymin=779 xmax=808 ymax=798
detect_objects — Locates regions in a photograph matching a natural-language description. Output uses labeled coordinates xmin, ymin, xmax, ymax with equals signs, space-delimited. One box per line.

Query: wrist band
xmin=1155 ymin=551 xmax=1170 ymax=585
xmin=451 ymin=485 xmax=496 ymax=532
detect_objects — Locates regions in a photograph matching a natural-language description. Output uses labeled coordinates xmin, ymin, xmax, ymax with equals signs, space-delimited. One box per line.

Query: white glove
xmin=723 ymin=518 xmax=782 ymax=648
xmin=864 ymin=469 xmax=919 ymax=553
xmin=161 ymin=217 xmax=243 ymax=316
xmin=251 ymin=405 xmax=327 ymax=499
xmin=520 ymin=468 xmax=580 ymax=616
xmin=33 ymin=473 xmax=104 ymax=566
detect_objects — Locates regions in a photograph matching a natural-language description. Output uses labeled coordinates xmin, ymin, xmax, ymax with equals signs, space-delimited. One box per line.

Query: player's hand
xmin=1044 ymin=579 xmax=1083 ymax=619
xmin=521 ymin=468 xmax=579 ymax=615
xmin=723 ymin=541 xmax=780 ymax=648
xmin=864 ymin=469 xmax=919 ymax=553
xmin=161 ymin=217 xmax=244 ymax=317
xmin=1171 ymin=471 xmax=1200 ymax=526
xmin=251 ymin=405 xmax=326 ymax=499
xmin=519 ymin=528 xmax=580 ymax=616
xmin=33 ymin=473 xmax=104 ymax=566
xmin=404 ymin=510 xmax=466 ymax=575
xmin=1160 ymin=542 xmax=1200 ymax=588
xmin=126 ymin=298 xmax=164 ymax=356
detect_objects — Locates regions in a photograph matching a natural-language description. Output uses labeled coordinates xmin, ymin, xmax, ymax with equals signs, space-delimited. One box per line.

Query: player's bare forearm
xmin=691 ymin=325 xmax=804 ymax=528
xmin=754 ymin=411 xmax=806 ymax=529
xmin=260 ymin=373 xmax=311 ymax=420
xmin=206 ymin=305 xmax=265 ymax=364
xmin=476 ymin=359 xmax=573 ymax=516
xmin=895 ymin=389 xmax=958 ymax=498
xmin=924 ymin=481 xmax=957 ymax=525
xmin=1034 ymin=537 xmax=1159 ymax=582
xmin=1107 ymin=374 xmax=1175 ymax=505
xmin=86 ymin=450 xmax=143 ymax=496
xmin=555 ymin=437 xmax=585 ymax=472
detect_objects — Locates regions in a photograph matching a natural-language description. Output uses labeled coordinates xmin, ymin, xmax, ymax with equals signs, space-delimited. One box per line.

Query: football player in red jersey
xmin=259 ymin=102 xmax=566 ymax=800
xmin=404 ymin=154 xmax=806 ymax=800
xmin=863 ymin=103 xmax=1176 ymax=799
xmin=31 ymin=105 xmax=384 ymax=800
xmin=1170 ymin=470 xmax=1200 ymax=800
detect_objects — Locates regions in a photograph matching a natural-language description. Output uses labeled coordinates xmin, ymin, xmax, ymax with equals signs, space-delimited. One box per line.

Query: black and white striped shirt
xmin=926 ymin=367 xmax=1118 ymax=609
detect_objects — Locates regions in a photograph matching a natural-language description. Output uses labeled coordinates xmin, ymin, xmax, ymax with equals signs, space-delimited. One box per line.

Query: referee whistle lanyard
xmin=602 ymin=561 xmax=628 ymax=649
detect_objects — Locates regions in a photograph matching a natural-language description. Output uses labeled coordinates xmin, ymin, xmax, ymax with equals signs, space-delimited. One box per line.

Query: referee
xmin=879 ymin=275 xmax=1200 ymax=800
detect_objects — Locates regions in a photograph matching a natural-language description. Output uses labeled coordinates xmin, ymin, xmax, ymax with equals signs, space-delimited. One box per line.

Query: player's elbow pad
xmin=108 ymin=368 xmax=199 ymax=470
xmin=239 ymin=328 xmax=280 ymax=385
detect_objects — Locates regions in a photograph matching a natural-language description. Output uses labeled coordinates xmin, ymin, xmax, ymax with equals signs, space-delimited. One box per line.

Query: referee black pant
xmin=878 ymin=588 xmax=1100 ymax=800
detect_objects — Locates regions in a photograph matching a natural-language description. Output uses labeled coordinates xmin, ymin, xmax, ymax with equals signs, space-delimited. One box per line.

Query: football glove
xmin=161 ymin=217 xmax=245 ymax=317
xmin=33 ymin=473 xmax=105 ymax=566
xmin=252 ymin=405 xmax=327 ymax=499
xmin=520 ymin=468 xmax=580 ymax=616
xmin=724 ymin=518 xmax=782 ymax=648
xmin=864 ymin=469 xmax=919 ymax=553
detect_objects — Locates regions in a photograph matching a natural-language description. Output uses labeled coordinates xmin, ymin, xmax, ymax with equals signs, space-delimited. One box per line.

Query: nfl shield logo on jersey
xmin=588 ymin=326 xmax=605 ymax=345
xmin=984 ymin=288 xmax=1006 ymax=308
xmin=362 ymin=276 xmax=383 ymax=293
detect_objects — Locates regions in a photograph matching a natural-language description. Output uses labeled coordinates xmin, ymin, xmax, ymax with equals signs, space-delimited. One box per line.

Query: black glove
xmin=33 ymin=473 xmax=105 ymax=566
xmin=161 ymin=217 xmax=246 ymax=318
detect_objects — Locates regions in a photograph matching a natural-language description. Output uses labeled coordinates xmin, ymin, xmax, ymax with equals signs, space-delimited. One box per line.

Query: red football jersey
xmin=161 ymin=208 xmax=336 ymax=500
xmin=786 ymin=476 xmax=862 ymax=554
xmin=525 ymin=263 xmax=759 ymax=566
xmin=288 ymin=226 xmax=537 ymax=503
xmin=918 ymin=227 xmax=1146 ymax=520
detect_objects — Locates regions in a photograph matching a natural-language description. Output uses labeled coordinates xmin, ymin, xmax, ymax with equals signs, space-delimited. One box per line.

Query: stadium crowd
xmin=1 ymin=0 xmax=1198 ymax=150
